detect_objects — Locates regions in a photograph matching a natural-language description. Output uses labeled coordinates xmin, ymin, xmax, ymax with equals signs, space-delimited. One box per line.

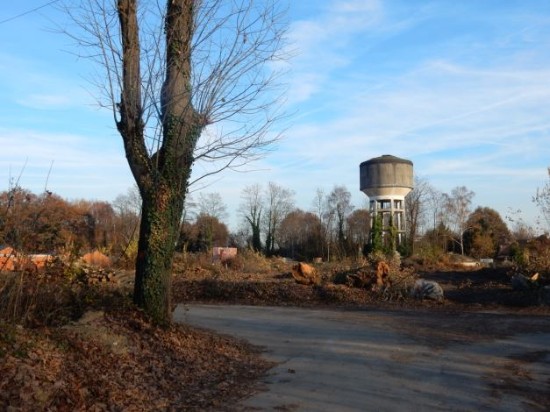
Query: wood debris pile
xmin=78 ymin=267 xmax=118 ymax=285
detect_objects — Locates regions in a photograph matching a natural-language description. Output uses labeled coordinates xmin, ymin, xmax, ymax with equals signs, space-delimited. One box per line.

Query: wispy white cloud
xmin=16 ymin=93 xmax=75 ymax=110
xmin=0 ymin=52 xmax=94 ymax=111
xmin=284 ymin=56 xmax=550 ymax=150
xmin=285 ymin=0 xmax=384 ymax=104
xmin=0 ymin=127 xmax=131 ymax=199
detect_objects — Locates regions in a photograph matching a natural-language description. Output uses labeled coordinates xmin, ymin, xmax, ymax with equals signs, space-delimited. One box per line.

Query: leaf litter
xmin=0 ymin=308 xmax=273 ymax=411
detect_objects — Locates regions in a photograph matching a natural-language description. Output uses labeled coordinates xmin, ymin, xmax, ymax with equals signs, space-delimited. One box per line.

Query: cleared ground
xmin=176 ymin=304 xmax=550 ymax=411
xmin=173 ymin=262 xmax=550 ymax=410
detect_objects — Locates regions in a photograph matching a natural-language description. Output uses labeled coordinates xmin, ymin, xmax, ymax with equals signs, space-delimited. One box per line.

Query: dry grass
xmin=173 ymin=250 xmax=295 ymax=283
xmin=0 ymin=272 xmax=84 ymax=327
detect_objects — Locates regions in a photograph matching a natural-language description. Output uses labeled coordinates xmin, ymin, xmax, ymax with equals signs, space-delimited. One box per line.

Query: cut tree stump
xmin=291 ymin=263 xmax=319 ymax=286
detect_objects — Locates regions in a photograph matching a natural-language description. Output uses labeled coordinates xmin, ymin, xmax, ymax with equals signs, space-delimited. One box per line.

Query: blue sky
xmin=1 ymin=1 xmax=550 ymax=231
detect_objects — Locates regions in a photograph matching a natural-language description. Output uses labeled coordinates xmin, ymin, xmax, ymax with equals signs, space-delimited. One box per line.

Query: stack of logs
xmin=79 ymin=266 xmax=118 ymax=285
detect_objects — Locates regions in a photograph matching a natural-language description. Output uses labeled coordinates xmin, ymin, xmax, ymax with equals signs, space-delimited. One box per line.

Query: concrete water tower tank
xmin=359 ymin=155 xmax=413 ymax=248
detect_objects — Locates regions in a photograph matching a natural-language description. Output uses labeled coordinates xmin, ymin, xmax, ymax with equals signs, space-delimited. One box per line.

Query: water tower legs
xmin=369 ymin=195 xmax=407 ymax=250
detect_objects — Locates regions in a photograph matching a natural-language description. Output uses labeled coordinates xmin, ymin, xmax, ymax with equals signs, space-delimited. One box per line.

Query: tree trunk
xmin=133 ymin=184 xmax=185 ymax=325
xmin=251 ymin=224 xmax=262 ymax=252
xmin=265 ymin=231 xmax=274 ymax=256
xmin=245 ymin=214 xmax=262 ymax=252
xmin=115 ymin=0 xmax=202 ymax=325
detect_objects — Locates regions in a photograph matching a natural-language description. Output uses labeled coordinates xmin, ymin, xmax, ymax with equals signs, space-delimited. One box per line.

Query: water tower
xmin=359 ymin=155 xmax=413 ymax=248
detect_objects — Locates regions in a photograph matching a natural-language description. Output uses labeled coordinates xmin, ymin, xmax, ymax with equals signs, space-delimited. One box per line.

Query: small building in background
xmin=0 ymin=245 xmax=16 ymax=271
xmin=0 ymin=246 xmax=54 ymax=272
xmin=212 ymin=247 xmax=238 ymax=263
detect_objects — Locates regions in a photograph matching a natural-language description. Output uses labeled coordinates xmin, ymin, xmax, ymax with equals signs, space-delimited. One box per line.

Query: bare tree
xmin=263 ymin=182 xmax=294 ymax=255
xmin=533 ymin=167 xmax=550 ymax=232
xmin=112 ymin=184 xmax=142 ymax=216
xmin=197 ymin=192 xmax=227 ymax=221
xmin=238 ymin=183 xmax=263 ymax=252
xmin=181 ymin=194 xmax=197 ymax=226
xmin=112 ymin=187 xmax=141 ymax=263
xmin=311 ymin=188 xmax=330 ymax=260
xmin=443 ymin=186 xmax=475 ymax=255
xmin=327 ymin=185 xmax=354 ymax=256
xmin=405 ymin=176 xmax=433 ymax=254
xmin=63 ymin=0 xmax=287 ymax=324
xmin=426 ymin=185 xmax=445 ymax=232
xmin=346 ymin=208 xmax=370 ymax=256
xmin=505 ymin=207 xmax=535 ymax=241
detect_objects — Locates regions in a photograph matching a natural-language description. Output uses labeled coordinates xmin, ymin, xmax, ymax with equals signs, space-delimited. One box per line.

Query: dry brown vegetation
xmin=173 ymin=251 xmax=550 ymax=312
xmin=0 ymin=264 xmax=272 ymax=411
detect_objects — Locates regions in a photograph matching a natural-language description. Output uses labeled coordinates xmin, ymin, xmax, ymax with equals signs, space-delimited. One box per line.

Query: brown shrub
xmin=81 ymin=251 xmax=112 ymax=269
xmin=0 ymin=273 xmax=83 ymax=327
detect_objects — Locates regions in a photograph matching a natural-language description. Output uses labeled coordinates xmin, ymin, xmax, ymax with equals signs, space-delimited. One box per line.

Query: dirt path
xmin=174 ymin=305 xmax=550 ymax=411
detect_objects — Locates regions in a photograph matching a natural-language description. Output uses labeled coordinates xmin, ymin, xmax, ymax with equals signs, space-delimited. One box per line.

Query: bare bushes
xmin=173 ymin=249 xmax=286 ymax=280
xmin=0 ymin=272 xmax=83 ymax=327
xmin=0 ymin=258 xmax=129 ymax=328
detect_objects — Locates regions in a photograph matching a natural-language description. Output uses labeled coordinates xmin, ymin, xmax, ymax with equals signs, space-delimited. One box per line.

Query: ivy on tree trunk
xmin=116 ymin=0 xmax=204 ymax=325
